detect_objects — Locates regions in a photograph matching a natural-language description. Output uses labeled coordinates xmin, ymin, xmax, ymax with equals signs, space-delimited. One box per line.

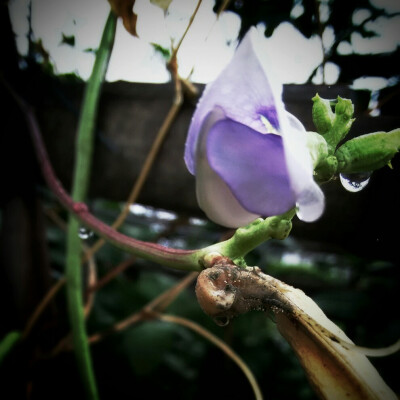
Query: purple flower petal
xmin=195 ymin=147 xmax=260 ymax=228
xmin=206 ymin=119 xmax=296 ymax=217
xmin=194 ymin=108 xmax=259 ymax=227
xmin=184 ymin=28 xmax=283 ymax=175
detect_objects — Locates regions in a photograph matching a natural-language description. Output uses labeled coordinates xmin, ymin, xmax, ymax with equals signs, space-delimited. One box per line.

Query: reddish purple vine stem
xmin=19 ymin=96 xmax=200 ymax=271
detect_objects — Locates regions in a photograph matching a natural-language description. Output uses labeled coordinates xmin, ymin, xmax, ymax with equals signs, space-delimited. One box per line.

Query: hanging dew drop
xmin=339 ymin=172 xmax=372 ymax=193
xmin=78 ymin=226 xmax=94 ymax=240
xmin=295 ymin=188 xmax=323 ymax=222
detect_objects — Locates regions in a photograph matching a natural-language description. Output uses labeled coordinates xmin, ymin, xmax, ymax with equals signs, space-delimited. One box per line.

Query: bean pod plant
xmin=4 ymin=8 xmax=399 ymax=400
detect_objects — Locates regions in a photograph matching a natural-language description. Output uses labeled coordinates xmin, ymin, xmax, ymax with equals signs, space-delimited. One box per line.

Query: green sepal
xmin=305 ymin=130 xmax=329 ymax=168
xmin=304 ymin=131 xmax=337 ymax=182
xmin=314 ymin=155 xmax=338 ymax=183
xmin=335 ymin=128 xmax=400 ymax=174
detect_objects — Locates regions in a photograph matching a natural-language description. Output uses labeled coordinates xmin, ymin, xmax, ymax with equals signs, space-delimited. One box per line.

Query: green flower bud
xmin=311 ymin=95 xmax=355 ymax=151
xmin=319 ymin=96 xmax=355 ymax=150
xmin=335 ymin=128 xmax=400 ymax=174
xmin=312 ymin=94 xmax=334 ymax=135
xmin=331 ymin=96 xmax=355 ymax=143
xmin=335 ymin=96 xmax=354 ymax=119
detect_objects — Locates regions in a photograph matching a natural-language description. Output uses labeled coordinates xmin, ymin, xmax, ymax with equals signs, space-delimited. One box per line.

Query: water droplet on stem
xmin=78 ymin=227 xmax=94 ymax=240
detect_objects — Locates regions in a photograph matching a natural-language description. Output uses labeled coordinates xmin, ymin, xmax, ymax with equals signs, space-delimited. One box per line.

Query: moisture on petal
xmin=295 ymin=187 xmax=325 ymax=222
xmin=207 ymin=119 xmax=296 ymax=217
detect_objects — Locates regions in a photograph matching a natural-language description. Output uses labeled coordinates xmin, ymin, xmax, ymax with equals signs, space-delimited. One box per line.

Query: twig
xmin=314 ymin=0 xmax=327 ymax=84
xmin=216 ymin=0 xmax=231 ymax=17
xmin=155 ymin=312 xmax=263 ymax=400
xmin=169 ymin=0 xmax=203 ymax=62
xmin=144 ymin=271 xmax=198 ymax=313
xmin=22 ymin=278 xmax=65 ymax=340
xmin=83 ymin=255 xmax=97 ymax=318
xmin=88 ymin=272 xmax=198 ymax=345
xmin=87 ymin=256 xmax=136 ymax=293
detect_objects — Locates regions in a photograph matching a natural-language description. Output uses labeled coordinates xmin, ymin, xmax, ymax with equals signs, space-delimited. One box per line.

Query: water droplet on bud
xmin=295 ymin=188 xmax=324 ymax=222
xmin=339 ymin=172 xmax=371 ymax=192
xmin=78 ymin=227 xmax=94 ymax=240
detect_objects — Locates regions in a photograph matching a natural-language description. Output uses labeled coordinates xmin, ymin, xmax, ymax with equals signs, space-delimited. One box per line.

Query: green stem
xmin=65 ymin=11 xmax=116 ymax=400
xmin=195 ymin=209 xmax=296 ymax=266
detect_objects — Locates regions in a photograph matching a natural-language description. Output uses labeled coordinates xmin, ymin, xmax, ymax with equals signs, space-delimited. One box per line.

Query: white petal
xmin=281 ymin=112 xmax=325 ymax=222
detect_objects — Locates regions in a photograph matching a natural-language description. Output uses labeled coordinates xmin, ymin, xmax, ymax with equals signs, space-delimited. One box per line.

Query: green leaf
xmin=151 ymin=43 xmax=171 ymax=61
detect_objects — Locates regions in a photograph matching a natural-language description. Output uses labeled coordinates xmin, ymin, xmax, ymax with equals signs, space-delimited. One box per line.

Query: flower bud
xmin=335 ymin=96 xmax=353 ymax=117
xmin=335 ymin=129 xmax=400 ymax=174
xmin=325 ymin=96 xmax=354 ymax=149
xmin=184 ymin=28 xmax=325 ymax=227
xmin=312 ymin=95 xmax=355 ymax=150
xmin=332 ymin=96 xmax=355 ymax=143
xmin=312 ymin=94 xmax=334 ymax=135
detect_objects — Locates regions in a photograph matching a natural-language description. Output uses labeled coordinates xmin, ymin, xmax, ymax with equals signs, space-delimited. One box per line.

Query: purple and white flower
xmin=184 ymin=28 xmax=324 ymax=228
